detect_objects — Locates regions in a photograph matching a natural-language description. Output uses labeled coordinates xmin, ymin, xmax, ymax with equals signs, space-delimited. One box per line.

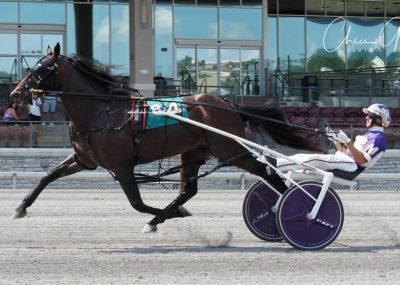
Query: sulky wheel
xmin=276 ymin=181 xmax=344 ymax=250
xmin=242 ymin=181 xmax=283 ymax=242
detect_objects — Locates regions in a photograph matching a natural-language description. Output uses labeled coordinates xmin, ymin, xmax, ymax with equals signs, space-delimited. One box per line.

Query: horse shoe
xmin=142 ymin=223 xmax=157 ymax=233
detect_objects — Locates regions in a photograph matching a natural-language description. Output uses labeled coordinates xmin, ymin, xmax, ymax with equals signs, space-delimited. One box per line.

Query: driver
xmin=268 ymin=103 xmax=390 ymax=174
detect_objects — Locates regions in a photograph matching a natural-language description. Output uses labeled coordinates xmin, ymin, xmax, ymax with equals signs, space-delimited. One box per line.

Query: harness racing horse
xmin=11 ymin=43 xmax=322 ymax=233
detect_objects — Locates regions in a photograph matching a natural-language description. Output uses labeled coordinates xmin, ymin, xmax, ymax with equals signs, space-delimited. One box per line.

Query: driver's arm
xmin=345 ymin=142 xmax=368 ymax=165
xmin=334 ymin=141 xmax=346 ymax=152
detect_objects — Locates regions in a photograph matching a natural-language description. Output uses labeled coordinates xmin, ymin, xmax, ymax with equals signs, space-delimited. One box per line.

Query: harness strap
xmin=133 ymin=151 xmax=251 ymax=184
xmin=131 ymin=98 xmax=135 ymax=131
xmin=190 ymin=151 xmax=251 ymax=181
xmin=142 ymin=99 xmax=148 ymax=130
xmin=131 ymin=98 xmax=146 ymax=164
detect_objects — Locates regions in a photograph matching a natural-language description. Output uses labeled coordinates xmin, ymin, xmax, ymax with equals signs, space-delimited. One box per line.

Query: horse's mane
xmin=70 ymin=55 xmax=130 ymax=95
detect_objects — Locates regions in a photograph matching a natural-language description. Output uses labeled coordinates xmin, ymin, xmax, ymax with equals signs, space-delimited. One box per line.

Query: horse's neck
xmin=62 ymin=97 xmax=104 ymax=126
xmin=59 ymin=62 xmax=119 ymax=127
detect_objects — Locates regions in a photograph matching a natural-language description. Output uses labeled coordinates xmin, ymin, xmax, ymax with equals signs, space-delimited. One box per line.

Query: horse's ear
xmin=47 ymin=45 xmax=53 ymax=56
xmin=53 ymin=42 xmax=60 ymax=59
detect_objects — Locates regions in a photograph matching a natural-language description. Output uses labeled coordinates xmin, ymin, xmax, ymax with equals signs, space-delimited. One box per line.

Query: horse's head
xmin=11 ymin=43 xmax=61 ymax=104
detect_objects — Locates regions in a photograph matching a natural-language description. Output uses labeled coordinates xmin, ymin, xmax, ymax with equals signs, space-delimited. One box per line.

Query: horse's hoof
xmin=13 ymin=209 xmax=27 ymax=219
xmin=178 ymin=206 xmax=192 ymax=217
xmin=142 ymin=223 xmax=157 ymax=233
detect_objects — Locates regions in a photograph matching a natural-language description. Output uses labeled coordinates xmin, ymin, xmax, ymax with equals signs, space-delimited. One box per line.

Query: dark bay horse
xmin=11 ymin=43 xmax=322 ymax=233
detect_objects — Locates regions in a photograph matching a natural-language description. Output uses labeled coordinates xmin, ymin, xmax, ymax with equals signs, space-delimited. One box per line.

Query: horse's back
xmin=182 ymin=93 xmax=232 ymax=106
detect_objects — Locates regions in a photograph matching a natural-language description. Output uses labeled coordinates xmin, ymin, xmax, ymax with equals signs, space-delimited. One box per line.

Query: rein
xmin=25 ymin=54 xmax=330 ymax=137
xmin=30 ymin=87 xmax=326 ymax=135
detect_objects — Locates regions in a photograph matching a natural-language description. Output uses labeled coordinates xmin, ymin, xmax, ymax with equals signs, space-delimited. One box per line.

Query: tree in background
xmin=307 ymin=48 xmax=345 ymax=72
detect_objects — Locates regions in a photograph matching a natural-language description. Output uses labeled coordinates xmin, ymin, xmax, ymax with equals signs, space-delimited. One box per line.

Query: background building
xmin=1 ymin=0 xmax=400 ymax=107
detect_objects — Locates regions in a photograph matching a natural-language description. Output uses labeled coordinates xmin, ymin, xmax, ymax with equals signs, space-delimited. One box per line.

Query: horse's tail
xmin=238 ymin=101 xmax=324 ymax=153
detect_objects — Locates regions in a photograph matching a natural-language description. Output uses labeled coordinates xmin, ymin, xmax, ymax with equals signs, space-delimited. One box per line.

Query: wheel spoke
xmin=253 ymin=192 xmax=276 ymax=207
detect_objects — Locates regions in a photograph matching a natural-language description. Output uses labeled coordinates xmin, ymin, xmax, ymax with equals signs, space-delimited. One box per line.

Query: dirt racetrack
xmin=0 ymin=189 xmax=399 ymax=285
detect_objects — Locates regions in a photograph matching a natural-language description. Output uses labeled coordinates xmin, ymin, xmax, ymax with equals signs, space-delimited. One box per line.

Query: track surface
xmin=1 ymin=189 xmax=399 ymax=284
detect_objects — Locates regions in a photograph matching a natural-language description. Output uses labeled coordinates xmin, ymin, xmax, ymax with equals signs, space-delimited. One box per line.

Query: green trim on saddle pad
xmin=146 ymin=98 xmax=189 ymax=129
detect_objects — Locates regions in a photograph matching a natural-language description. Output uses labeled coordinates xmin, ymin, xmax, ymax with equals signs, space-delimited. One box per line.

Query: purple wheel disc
xmin=277 ymin=182 xmax=344 ymax=250
xmin=243 ymin=181 xmax=283 ymax=242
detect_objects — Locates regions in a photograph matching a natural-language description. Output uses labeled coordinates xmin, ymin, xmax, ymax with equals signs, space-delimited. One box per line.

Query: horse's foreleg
xmin=146 ymin=149 xmax=210 ymax=229
xmin=14 ymin=154 xmax=86 ymax=219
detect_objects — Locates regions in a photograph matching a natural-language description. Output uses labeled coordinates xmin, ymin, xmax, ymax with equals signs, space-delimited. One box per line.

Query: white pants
xmin=276 ymin=151 xmax=358 ymax=173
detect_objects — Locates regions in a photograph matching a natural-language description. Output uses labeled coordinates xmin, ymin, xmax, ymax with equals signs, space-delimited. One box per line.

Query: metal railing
xmin=0 ymin=121 xmax=70 ymax=148
xmin=2 ymin=170 xmax=400 ymax=191
xmin=1 ymin=119 xmax=399 ymax=149
xmin=278 ymin=86 xmax=400 ymax=108
xmin=0 ymin=149 xmax=399 ymax=190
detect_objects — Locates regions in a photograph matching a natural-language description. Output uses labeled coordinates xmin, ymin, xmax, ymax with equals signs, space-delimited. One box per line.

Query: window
xmin=174 ymin=6 xmax=217 ymax=39
xmin=385 ymin=18 xmax=400 ymax=67
xmin=266 ymin=16 xmax=277 ymax=70
xmin=219 ymin=7 xmax=262 ymax=40
xmin=155 ymin=5 xmax=173 ymax=76
xmin=346 ymin=18 xmax=384 ymax=70
xmin=326 ymin=0 xmax=344 ymax=16
xmin=111 ymin=4 xmax=129 ymax=75
xmin=93 ymin=4 xmax=110 ymax=63
xmin=0 ymin=2 xmax=18 ymax=23
xmin=278 ymin=17 xmax=305 ymax=71
xmin=279 ymin=0 xmax=304 ymax=15
xmin=307 ymin=0 xmax=325 ymax=15
xmin=20 ymin=2 xmax=66 ymax=24
xmin=307 ymin=17 xmax=345 ymax=71
xmin=366 ymin=1 xmax=384 ymax=17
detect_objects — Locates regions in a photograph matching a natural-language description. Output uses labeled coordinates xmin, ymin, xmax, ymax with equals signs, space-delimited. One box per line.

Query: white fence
xmin=1 ymin=149 xmax=399 ymax=191
xmin=1 ymin=170 xmax=400 ymax=191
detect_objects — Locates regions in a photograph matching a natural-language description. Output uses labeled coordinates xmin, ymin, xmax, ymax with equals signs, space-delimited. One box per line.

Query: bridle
xmin=23 ymin=55 xmax=142 ymax=101
xmin=23 ymin=55 xmax=62 ymax=100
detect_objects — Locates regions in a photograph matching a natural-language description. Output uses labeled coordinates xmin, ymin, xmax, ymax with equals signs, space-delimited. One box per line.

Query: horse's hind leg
xmin=229 ymin=152 xmax=288 ymax=193
xmin=145 ymin=148 xmax=210 ymax=231
xmin=14 ymin=154 xmax=85 ymax=219
xmin=114 ymin=167 xmax=165 ymax=219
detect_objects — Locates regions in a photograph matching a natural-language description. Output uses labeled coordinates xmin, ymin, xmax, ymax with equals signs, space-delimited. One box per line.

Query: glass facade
xmin=0 ymin=0 xmax=400 ymax=102
xmin=0 ymin=0 xmax=129 ymax=88
xmin=268 ymin=1 xmax=400 ymax=72
xmin=155 ymin=2 xmax=263 ymax=96
xmin=174 ymin=7 xmax=218 ymax=39
xmin=306 ymin=17 xmax=345 ymax=72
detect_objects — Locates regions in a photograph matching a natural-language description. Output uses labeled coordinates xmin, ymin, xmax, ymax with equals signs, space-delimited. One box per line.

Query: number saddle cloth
xmin=132 ymin=97 xmax=189 ymax=132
